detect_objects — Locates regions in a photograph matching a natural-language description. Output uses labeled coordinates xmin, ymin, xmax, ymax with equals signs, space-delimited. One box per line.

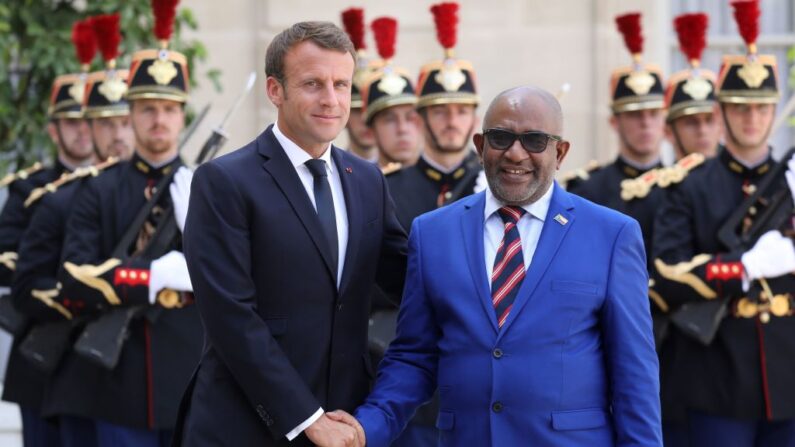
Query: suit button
xmin=492 ymin=348 xmax=503 ymax=359
xmin=337 ymin=303 xmax=343 ymax=311
xmin=492 ymin=402 xmax=503 ymax=413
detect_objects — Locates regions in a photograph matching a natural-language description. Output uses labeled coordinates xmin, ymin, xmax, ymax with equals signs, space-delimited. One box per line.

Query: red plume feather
xmin=430 ymin=2 xmax=458 ymax=50
xmin=152 ymin=0 xmax=180 ymax=42
xmin=615 ymin=13 xmax=643 ymax=55
xmin=371 ymin=17 xmax=397 ymax=60
xmin=731 ymin=0 xmax=760 ymax=47
xmin=674 ymin=13 xmax=708 ymax=64
xmin=72 ymin=19 xmax=98 ymax=66
xmin=342 ymin=8 xmax=366 ymax=51
xmin=92 ymin=14 xmax=122 ymax=63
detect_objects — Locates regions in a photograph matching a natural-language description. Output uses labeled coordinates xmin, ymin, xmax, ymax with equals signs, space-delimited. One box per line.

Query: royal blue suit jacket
xmin=174 ymin=126 xmax=407 ymax=446
xmin=355 ymin=184 xmax=662 ymax=446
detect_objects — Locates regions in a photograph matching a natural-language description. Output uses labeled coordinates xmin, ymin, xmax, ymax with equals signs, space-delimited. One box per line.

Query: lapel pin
xmin=345 ymin=167 xmax=352 ymax=174
xmin=554 ymin=214 xmax=568 ymax=226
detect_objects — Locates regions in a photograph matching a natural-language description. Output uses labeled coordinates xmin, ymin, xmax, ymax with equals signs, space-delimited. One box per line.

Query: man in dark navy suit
xmin=174 ymin=21 xmax=407 ymax=447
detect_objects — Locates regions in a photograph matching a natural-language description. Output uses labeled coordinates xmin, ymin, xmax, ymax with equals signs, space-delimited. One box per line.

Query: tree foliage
xmin=0 ymin=0 xmax=220 ymax=172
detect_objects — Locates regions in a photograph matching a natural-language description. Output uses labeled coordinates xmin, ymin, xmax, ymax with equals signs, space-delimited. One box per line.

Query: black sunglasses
xmin=482 ymin=128 xmax=562 ymax=153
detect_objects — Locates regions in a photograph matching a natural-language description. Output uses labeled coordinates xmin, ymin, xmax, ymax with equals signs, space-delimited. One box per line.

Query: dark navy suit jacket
xmin=174 ymin=126 xmax=407 ymax=446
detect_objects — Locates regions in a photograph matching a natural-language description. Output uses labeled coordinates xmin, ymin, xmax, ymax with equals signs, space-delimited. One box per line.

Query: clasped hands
xmin=305 ymin=410 xmax=365 ymax=447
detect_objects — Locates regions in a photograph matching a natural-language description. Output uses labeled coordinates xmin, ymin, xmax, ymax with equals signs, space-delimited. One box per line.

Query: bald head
xmin=483 ymin=86 xmax=563 ymax=135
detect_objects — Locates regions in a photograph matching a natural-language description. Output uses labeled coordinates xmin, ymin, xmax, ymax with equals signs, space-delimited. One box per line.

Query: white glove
xmin=170 ymin=166 xmax=193 ymax=234
xmin=786 ymin=154 xmax=795 ymax=205
xmin=148 ymin=250 xmax=193 ymax=305
xmin=741 ymin=230 xmax=795 ymax=281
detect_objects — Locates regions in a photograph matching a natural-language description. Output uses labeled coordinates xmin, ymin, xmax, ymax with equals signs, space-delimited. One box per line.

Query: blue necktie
xmin=491 ymin=206 xmax=526 ymax=327
xmin=305 ymin=159 xmax=338 ymax=277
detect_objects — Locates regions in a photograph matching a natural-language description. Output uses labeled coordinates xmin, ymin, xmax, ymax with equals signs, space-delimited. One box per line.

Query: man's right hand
xmin=304 ymin=413 xmax=362 ymax=447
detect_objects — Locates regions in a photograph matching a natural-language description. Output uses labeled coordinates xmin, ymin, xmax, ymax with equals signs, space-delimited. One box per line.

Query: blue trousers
xmin=95 ymin=420 xmax=172 ymax=447
xmin=19 ymin=406 xmax=60 ymax=447
xmin=663 ymin=420 xmax=688 ymax=447
xmin=59 ymin=415 xmax=97 ymax=447
xmin=688 ymin=410 xmax=795 ymax=447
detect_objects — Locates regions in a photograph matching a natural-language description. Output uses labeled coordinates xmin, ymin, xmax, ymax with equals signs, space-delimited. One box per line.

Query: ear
xmin=554 ymin=140 xmax=571 ymax=170
xmin=473 ymin=133 xmax=484 ymax=160
xmin=609 ymin=114 xmax=618 ymax=132
xmin=266 ymin=76 xmax=284 ymax=107
xmin=664 ymin=123 xmax=675 ymax=144
xmin=47 ymin=122 xmax=60 ymax=146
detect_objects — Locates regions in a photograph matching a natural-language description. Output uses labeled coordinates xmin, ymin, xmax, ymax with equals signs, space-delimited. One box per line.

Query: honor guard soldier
xmin=361 ymin=17 xmax=422 ymax=171
xmin=11 ymin=14 xmax=135 ymax=447
xmin=653 ymin=1 xmax=795 ymax=445
xmin=567 ymin=12 xmax=666 ymax=269
xmin=654 ymin=12 xmax=720 ymax=447
xmin=0 ymin=18 xmax=99 ymax=447
xmin=342 ymin=8 xmax=378 ymax=162
xmin=54 ymin=1 xmax=201 ymax=445
xmin=386 ymin=2 xmax=482 ymax=232
xmin=664 ymin=13 xmax=721 ymax=161
xmin=0 ymin=20 xmax=97 ymax=289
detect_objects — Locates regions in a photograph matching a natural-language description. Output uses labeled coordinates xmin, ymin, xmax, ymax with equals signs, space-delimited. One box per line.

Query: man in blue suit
xmin=332 ymin=86 xmax=662 ymax=446
xmin=173 ymin=22 xmax=407 ymax=447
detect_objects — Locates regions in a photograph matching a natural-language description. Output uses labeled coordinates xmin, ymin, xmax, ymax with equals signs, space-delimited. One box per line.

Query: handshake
xmin=305 ymin=410 xmax=366 ymax=447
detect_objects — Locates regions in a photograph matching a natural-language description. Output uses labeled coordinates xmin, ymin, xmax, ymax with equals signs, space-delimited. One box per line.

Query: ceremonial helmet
xmin=49 ymin=18 xmax=97 ymax=119
xmin=83 ymin=14 xmax=130 ymax=119
xmin=717 ymin=0 xmax=779 ymax=104
xmin=361 ymin=17 xmax=417 ymax=125
xmin=610 ymin=13 xmax=665 ymax=113
xmin=341 ymin=8 xmax=382 ymax=110
xmin=665 ymin=13 xmax=718 ymax=122
xmin=416 ymin=2 xmax=478 ymax=109
xmin=127 ymin=0 xmax=189 ymax=103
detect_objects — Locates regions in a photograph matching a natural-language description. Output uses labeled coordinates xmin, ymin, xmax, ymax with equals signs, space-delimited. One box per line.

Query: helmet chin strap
xmin=420 ymin=109 xmax=472 ymax=155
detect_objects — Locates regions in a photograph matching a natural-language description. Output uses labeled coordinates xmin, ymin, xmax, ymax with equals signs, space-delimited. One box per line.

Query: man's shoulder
xmin=414 ymin=191 xmax=482 ymax=228
xmin=566 ymin=189 xmax=636 ymax=230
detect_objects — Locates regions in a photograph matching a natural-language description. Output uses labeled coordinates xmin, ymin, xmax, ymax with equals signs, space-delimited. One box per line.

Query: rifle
xmin=74 ymin=72 xmax=257 ymax=370
xmin=669 ymin=147 xmax=795 ymax=345
xmin=12 ymin=104 xmax=216 ymax=371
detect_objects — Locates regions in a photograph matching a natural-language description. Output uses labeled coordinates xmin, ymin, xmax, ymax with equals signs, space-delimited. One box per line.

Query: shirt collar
xmin=484 ymin=181 xmax=554 ymax=224
xmin=273 ymin=121 xmax=334 ymax=172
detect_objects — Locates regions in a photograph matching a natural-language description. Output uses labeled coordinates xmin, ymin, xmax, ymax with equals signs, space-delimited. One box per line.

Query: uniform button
xmin=337 ymin=303 xmax=344 ymax=311
xmin=493 ymin=348 xmax=503 ymax=359
xmin=492 ymin=402 xmax=503 ymax=413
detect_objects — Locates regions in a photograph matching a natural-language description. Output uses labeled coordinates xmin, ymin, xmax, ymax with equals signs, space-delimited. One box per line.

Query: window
xmin=670 ymin=0 xmax=795 ymax=155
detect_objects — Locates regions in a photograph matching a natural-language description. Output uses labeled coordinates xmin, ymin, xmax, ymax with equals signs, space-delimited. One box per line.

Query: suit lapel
xmin=332 ymin=147 xmax=360 ymax=297
xmin=258 ymin=126 xmax=336 ymax=280
xmin=497 ymin=183 xmax=576 ymax=338
xmin=461 ymin=192 xmax=499 ymax=334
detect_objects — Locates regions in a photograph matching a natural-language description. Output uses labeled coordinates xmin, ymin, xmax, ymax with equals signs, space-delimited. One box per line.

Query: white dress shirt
xmin=273 ymin=122 xmax=349 ymax=287
xmin=272 ymin=122 xmax=349 ymax=440
xmin=483 ymin=184 xmax=554 ymax=279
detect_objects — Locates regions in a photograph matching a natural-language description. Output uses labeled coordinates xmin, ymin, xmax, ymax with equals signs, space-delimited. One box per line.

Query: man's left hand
xmin=326 ymin=410 xmax=365 ymax=447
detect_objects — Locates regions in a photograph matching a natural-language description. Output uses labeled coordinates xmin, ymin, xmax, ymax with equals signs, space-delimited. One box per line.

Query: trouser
xmin=59 ymin=415 xmax=97 ymax=447
xmin=688 ymin=409 xmax=795 ymax=447
xmin=95 ymin=420 xmax=173 ymax=447
xmin=19 ymin=406 xmax=60 ymax=447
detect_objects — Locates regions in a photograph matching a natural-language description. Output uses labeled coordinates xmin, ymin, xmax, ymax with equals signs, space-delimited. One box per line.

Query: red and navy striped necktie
xmin=491 ymin=206 xmax=526 ymax=328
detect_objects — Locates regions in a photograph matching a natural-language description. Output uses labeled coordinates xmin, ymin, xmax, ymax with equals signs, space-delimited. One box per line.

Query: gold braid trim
xmin=31 ymin=284 xmax=72 ymax=320
xmin=25 ymin=157 xmax=119 ymax=208
xmin=0 ymin=252 xmax=18 ymax=271
xmin=63 ymin=258 xmax=122 ymax=305
xmin=648 ymin=279 xmax=669 ymax=313
xmin=654 ymin=254 xmax=717 ymax=299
